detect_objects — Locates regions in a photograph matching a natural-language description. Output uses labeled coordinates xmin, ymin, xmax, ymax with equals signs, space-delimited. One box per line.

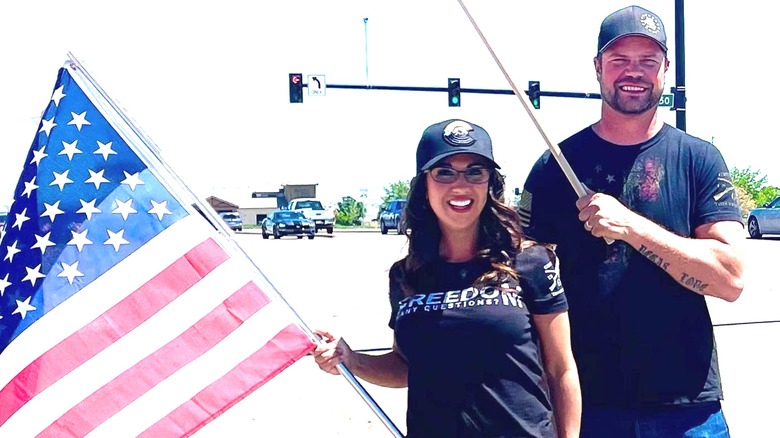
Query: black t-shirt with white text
xmin=388 ymin=245 xmax=567 ymax=438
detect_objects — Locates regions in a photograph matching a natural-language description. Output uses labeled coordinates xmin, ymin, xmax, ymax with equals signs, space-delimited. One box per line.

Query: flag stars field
xmin=51 ymin=86 xmax=65 ymax=106
xmin=50 ymin=170 xmax=73 ymax=190
xmin=86 ymin=168 xmax=110 ymax=192
xmin=11 ymin=297 xmax=35 ymax=319
xmin=38 ymin=117 xmax=56 ymax=136
xmin=112 ymin=199 xmax=137 ymax=220
xmin=31 ymin=232 xmax=55 ymax=254
xmin=67 ymin=111 xmax=90 ymax=131
xmin=57 ymin=261 xmax=84 ymax=285
xmin=60 ymin=140 xmax=81 ymax=160
xmin=22 ymin=265 xmax=45 ymax=286
xmin=68 ymin=229 xmax=92 ymax=252
xmin=12 ymin=209 xmax=29 ymax=230
xmin=149 ymin=200 xmax=172 ymax=220
xmin=94 ymin=141 xmax=116 ymax=160
xmin=77 ymin=199 xmax=101 ymax=219
xmin=31 ymin=147 xmax=47 ymax=165
xmin=3 ymin=242 xmax=20 ymax=262
xmin=121 ymin=171 xmax=144 ymax=190
xmin=41 ymin=201 xmax=64 ymax=221
xmin=21 ymin=177 xmax=38 ymax=198
xmin=0 ymin=275 xmax=10 ymax=296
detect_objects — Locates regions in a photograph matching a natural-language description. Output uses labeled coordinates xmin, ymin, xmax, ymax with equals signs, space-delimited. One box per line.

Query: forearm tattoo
xmin=637 ymin=245 xmax=709 ymax=292
xmin=680 ymin=273 xmax=709 ymax=292
xmin=637 ymin=244 xmax=670 ymax=271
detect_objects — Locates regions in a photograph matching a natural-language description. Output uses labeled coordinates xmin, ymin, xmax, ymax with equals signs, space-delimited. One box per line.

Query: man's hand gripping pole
xmin=455 ymin=0 xmax=614 ymax=244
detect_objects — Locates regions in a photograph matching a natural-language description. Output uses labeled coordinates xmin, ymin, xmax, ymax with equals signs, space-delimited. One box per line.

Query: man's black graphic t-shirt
xmin=388 ymin=245 xmax=568 ymax=438
xmin=520 ymin=124 xmax=743 ymax=409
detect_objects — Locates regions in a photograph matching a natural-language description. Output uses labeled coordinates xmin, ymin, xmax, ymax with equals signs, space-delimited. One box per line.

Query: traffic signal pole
xmin=674 ymin=0 xmax=686 ymax=131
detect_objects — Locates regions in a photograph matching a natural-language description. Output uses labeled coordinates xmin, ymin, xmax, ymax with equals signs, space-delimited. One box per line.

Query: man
xmin=518 ymin=5 xmax=745 ymax=437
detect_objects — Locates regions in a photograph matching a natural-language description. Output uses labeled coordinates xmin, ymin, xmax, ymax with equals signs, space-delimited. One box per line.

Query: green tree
xmin=730 ymin=166 xmax=767 ymax=200
xmin=734 ymin=185 xmax=756 ymax=218
xmin=377 ymin=180 xmax=410 ymax=219
xmin=730 ymin=166 xmax=779 ymax=214
xmin=335 ymin=196 xmax=365 ymax=226
xmin=756 ymin=185 xmax=780 ymax=207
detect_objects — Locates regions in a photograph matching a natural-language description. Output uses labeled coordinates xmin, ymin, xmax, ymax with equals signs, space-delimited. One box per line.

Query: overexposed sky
xmin=1 ymin=0 xmax=776 ymax=210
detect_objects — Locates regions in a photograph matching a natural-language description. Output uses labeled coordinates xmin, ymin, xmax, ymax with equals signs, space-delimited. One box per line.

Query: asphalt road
xmin=193 ymin=230 xmax=779 ymax=438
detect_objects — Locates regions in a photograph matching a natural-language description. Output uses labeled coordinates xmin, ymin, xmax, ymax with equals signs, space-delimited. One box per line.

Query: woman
xmin=313 ymin=119 xmax=581 ymax=437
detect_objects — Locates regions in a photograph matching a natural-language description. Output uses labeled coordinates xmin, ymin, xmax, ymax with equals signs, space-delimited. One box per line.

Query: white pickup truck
xmin=287 ymin=198 xmax=335 ymax=234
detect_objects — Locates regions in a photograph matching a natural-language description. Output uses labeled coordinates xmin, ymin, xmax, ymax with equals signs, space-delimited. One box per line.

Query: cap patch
xmin=640 ymin=13 xmax=662 ymax=34
xmin=442 ymin=120 xmax=476 ymax=146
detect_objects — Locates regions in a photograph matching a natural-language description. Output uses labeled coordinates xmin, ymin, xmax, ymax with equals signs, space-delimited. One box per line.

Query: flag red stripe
xmin=38 ymin=281 xmax=270 ymax=437
xmin=0 ymin=238 xmax=227 ymax=426
xmin=140 ymin=324 xmax=315 ymax=437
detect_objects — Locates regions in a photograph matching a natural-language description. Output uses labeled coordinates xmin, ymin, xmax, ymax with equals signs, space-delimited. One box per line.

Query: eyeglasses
xmin=427 ymin=166 xmax=491 ymax=184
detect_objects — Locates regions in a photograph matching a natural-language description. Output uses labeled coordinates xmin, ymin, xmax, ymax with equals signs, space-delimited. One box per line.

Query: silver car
xmin=747 ymin=196 xmax=780 ymax=239
xmin=219 ymin=211 xmax=243 ymax=232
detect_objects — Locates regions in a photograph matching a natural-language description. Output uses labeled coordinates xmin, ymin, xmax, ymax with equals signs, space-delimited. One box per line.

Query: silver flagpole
xmin=65 ymin=52 xmax=405 ymax=438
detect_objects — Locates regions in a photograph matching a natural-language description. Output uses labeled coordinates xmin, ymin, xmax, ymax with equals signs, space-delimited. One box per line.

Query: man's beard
xmin=601 ymin=81 xmax=662 ymax=115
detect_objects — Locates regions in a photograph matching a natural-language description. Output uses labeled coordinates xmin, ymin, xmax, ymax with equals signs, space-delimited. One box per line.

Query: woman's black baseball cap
xmin=415 ymin=119 xmax=499 ymax=174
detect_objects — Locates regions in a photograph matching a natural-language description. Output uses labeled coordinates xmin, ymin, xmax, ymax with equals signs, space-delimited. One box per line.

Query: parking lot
xmin=193 ymin=230 xmax=779 ymax=437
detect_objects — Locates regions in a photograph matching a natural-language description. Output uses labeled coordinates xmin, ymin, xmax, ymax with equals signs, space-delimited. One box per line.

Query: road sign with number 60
xmin=659 ymin=94 xmax=674 ymax=107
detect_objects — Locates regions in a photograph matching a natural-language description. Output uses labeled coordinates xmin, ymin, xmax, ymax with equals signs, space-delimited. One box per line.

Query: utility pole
xmin=363 ymin=17 xmax=369 ymax=87
xmin=674 ymin=0 xmax=686 ymax=131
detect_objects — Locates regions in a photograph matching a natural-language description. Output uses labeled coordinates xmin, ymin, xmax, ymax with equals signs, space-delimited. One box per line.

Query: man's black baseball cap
xmin=416 ymin=119 xmax=499 ymax=174
xmin=597 ymin=5 xmax=667 ymax=54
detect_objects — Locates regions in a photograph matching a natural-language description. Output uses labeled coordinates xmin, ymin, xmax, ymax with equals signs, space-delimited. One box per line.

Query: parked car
xmin=747 ymin=196 xmax=780 ymax=239
xmin=219 ymin=211 xmax=243 ymax=232
xmin=287 ymin=198 xmax=334 ymax=234
xmin=379 ymin=199 xmax=407 ymax=235
xmin=261 ymin=210 xmax=315 ymax=239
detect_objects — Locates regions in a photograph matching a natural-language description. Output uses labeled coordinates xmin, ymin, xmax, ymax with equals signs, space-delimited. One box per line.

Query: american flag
xmin=0 ymin=62 xmax=315 ymax=436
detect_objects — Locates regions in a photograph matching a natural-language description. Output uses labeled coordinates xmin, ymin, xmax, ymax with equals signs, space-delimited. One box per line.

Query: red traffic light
xmin=289 ymin=73 xmax=303 ymax=103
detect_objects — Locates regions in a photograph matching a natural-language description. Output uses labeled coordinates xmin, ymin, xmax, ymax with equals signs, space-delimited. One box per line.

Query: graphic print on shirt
xmin=395 ymin=284 xmax=524 ymax=320
xmin=583 ymin=164 xmax=620 ymax=193
xmin=624 ymin=156 xmax=665 ymax=204
xmin=713 ymin=172 xmax=739 ymax=208
xmin=544 ymin=260 xmax=564 ymax=296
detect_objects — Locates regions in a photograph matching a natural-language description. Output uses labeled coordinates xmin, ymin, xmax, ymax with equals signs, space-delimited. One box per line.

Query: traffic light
xmin=528 ymin=81 xmax=540 ymax=109
xmin=448 ymin=78 xmax=461 ymax=107
xmin=289 ymin=73 xmax=303 ymax=103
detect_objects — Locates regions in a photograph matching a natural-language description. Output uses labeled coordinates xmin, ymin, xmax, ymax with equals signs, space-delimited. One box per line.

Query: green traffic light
xmin=451 ymin=97 xmax=459 ymax=105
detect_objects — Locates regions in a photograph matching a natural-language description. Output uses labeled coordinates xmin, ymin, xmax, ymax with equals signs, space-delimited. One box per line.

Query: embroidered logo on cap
xmin=442 ymin=120 xmax=476 ymax=146
xmin=640 ymin=13 xmax=661 ymax=34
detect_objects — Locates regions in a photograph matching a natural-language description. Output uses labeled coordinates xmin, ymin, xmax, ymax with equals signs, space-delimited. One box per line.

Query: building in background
xmin=208 ymin=184 xmax=321 ymax=226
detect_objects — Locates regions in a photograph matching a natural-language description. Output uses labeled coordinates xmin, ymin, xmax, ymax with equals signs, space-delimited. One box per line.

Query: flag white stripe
xmin=1 ymin=234 xmax=253 ymax=436
xmin=89 ymin=299 xmax=295 ymax=437
xmin=0 ymin=215 xmax=212 ymax=390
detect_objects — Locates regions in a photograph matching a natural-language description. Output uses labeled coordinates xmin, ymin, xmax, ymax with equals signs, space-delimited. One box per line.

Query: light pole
xmin=363 ymin=17 xmax=369 ymax=86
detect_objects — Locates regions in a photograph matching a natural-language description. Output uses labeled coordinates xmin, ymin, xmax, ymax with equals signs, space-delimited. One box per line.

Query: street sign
xmin=308 ymin=75 xmax=326 ymax=96
xmin=659 ymin=94 xmax=674 ymax=107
